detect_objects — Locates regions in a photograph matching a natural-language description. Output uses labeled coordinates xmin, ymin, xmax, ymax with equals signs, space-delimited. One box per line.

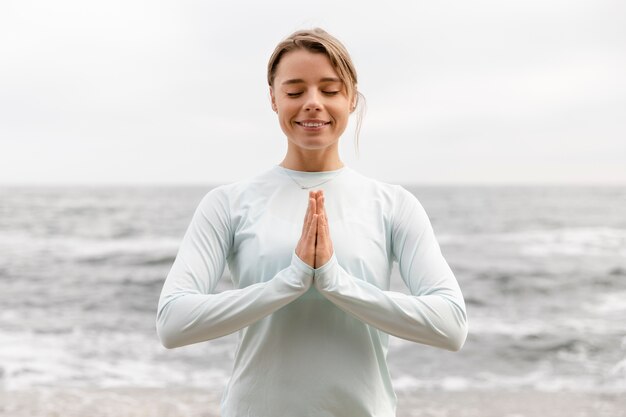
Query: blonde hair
xmin=267 ymin=28 xmax=366 ymax=156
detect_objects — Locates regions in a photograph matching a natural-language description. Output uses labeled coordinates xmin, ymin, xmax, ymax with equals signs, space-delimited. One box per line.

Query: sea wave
xmin=392 ymin=371 xmax=626 ymax=393
xmin=0 ymin=231 xmax=181 ymax=266
xmin=439 ymin=227 xmax=626 ymax=257
xmin=0 ymin=329 xmax=233 ymax=390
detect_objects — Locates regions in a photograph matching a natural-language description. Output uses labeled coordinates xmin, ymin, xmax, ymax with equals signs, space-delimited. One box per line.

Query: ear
xmin=349 ymin=89 xmax=358 ymax=113
xmin=269 ymin=87 xmax=278 ymax=112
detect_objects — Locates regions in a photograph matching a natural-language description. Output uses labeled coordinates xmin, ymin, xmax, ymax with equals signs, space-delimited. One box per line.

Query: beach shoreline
xmin=1 ymin=387 xmax=625 ymax=417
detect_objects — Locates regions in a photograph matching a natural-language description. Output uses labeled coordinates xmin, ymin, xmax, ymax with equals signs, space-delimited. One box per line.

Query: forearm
xmin=156 ymin=251 xmax=312 ymax=348
xmin=314 ymin=254 xmax=468 ymax=351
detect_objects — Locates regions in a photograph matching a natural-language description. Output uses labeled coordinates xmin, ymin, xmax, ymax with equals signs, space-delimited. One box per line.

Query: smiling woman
xmin=268 ymin=28 xmax=366 ymax=162
xmin=270 ymin=49 xmax=352 ymax=171
xmin=156 ymin=28 xmax=468 ymax=417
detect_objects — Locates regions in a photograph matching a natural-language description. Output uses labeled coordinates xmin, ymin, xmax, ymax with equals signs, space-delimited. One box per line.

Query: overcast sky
xmin=1 ymin=0 xmax=624 ymax=185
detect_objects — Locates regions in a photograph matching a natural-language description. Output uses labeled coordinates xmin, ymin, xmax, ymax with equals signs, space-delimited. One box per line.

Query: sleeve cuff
xmin=291 ymin=250 xmax=315 ymax=277
xmin=313 ymin=252 xmax=338 ymax=293
xmin=313 ymin=252 xmax=337 ymax=275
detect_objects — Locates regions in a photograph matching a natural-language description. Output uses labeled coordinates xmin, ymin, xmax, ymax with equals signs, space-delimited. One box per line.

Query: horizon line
xmin=1 ymin=181 xmax=625 ymax=188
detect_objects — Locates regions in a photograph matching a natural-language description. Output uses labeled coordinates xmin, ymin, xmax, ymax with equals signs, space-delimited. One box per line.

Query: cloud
xmin=0 ymin=0 xmax=624 ymax=184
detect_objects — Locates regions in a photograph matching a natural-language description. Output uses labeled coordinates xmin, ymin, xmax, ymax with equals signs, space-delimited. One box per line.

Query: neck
xmin=280 ymin=146 xmax=344 ymax=172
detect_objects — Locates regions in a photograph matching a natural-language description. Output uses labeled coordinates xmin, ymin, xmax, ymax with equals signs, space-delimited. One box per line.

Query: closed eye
xmin=286 ymin=91 xmax=340 ymax=97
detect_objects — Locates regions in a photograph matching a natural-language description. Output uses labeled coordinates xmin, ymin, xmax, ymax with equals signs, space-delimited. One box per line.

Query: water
xmin=0 ymin=185 xmax=625 ymax=393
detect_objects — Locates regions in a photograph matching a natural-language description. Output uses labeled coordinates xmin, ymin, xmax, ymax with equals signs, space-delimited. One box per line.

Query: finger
xmin=308 ymin=214 xmax=318 ymax=245
xmin=319 ymin=196 xmax=328 ymax=229
xmin=316 ymin=191 xmax=323 ymax=214
xmin=314 ymin=192 xmax=324 ymax=218
xmin=301 ymin=192 xmax=314 ymax=235
xmin=317 ymin=211 xmax=326 ymax=240
xmin=311 ymin=194 xmax=317 ymax=218
xmin=316 ymin=212 xmax=332 ymax=266
xmin=314 ymin=189 xmax=321 ymax=200
xmin=321 ymin=210 xmax=332 ymax=245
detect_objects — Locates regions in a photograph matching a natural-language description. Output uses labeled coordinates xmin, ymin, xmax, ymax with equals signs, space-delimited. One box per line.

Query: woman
xmin=156 ymin=28 xmax=468 ymax=417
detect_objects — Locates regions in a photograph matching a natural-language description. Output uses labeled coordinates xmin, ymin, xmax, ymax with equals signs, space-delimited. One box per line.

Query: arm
xmin=313 ymin=186 xmax=468 ymax=351
xmin=156 ymin=187 xmax=313 ymax=349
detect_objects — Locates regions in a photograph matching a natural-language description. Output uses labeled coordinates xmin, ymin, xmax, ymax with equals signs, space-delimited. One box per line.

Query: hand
xmin=313 ymin=190 xmax=334 ymax=268
xmin=295 ymin=190 xmax=335 ymax=269
xmin=295 ymin=191 xmax=318 ymax=268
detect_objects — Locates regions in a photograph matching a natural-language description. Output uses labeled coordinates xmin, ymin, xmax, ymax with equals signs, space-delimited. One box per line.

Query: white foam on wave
xmin=0 ymin=329 xmax=232 ymax=390
xmin=450 ymin=314 xmax=623 ymax=339
xmin=517 ymin=227 xmax=626 ymax=257
xmin=65 ymin=236 xmax=181 ymax=261
xmin=583 ymin=291 xmax=626 ymax=315
xmin=453 ymin=316 xmax=549 ymax=337
xmin=0 ymin=230 xmax=181 ymax=261
xmin=392 ymin=369 xmax=549 ymax=392
xmin=0 ymin=331 xmax=74 ymax=390
xmin=438 ymin=227 xmax=626 ymax=257
xmin=392 ymin=369 xmax=626 ymax=393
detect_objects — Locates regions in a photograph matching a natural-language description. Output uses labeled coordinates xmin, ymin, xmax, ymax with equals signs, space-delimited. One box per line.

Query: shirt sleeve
xmin=156 ymin=186 xmax=313 ymax=349
xmin=313 ymin=185 xmax=468 ymax=352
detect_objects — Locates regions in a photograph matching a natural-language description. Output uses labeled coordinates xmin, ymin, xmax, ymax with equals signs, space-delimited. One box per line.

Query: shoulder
xmin=341 ymin=169 xmax=431 ymax=232
xmin=347 ymin=168 xmax=423 ymax=210
xmin=344 ymin=167 xmax=400 ymax=202
xmin=354 ymin=172 xmax=430 ymax=231
xmin=196 ymin=166 xmax=280 ymax=213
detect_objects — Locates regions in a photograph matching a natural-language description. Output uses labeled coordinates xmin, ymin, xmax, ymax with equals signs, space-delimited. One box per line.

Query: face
xmin=270 ymin=49 xmax=353 ymax=152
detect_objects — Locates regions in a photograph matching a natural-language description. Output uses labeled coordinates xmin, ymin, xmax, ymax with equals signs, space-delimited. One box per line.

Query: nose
xmin=303 ymin=89 xmax=322 ymax=111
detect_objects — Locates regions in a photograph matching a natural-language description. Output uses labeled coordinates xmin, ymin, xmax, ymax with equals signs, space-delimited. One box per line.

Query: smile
xmin=296 ymin=121 xmax=331 ymax=128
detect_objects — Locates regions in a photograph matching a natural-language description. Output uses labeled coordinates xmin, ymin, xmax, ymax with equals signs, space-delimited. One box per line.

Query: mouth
xmin=295 ymin=120 xmax=331 ymax=128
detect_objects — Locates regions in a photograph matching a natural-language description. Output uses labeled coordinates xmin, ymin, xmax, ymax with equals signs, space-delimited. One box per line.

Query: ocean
xmin=1 ymin=184 xmax=625 ymax=395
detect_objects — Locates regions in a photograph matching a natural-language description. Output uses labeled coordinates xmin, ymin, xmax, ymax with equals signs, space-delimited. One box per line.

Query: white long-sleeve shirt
xmin=156 ymin=164 xmax=468 ymax=417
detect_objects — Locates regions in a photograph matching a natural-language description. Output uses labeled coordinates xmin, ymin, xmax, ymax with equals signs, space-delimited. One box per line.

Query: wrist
xmin=291 ymin=250 xmax=314 ymax=290
xmin=313 ymin=252 xmax=337 ymax=292
xmin=314 ymin=252 xmax=336 ymax=273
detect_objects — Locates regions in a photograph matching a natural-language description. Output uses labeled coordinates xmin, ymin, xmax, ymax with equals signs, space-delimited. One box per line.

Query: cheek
xmin=278 ymin=109 xmax=296 ymax=130
xmin=330 ymin=105 xmax=350 ymax=123
xmin=277 ymin=101 xmax=297 ymax=118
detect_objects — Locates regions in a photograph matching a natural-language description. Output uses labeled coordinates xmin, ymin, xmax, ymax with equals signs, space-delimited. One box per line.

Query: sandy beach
xmin=1 ymin=387 xmax=625 ymax=417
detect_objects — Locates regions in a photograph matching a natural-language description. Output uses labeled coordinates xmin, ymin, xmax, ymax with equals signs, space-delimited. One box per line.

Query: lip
xmin=295 ymin=119 xmax=331 ymax=130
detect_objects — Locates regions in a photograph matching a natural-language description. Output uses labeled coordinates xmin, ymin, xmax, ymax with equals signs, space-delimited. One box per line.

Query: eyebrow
xmin=281 ymin=77 xmax=342 ymax=85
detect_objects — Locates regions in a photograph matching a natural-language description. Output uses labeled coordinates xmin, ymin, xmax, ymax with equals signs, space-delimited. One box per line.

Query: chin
xmin=293 ymin=138 xmax=337 ymax=150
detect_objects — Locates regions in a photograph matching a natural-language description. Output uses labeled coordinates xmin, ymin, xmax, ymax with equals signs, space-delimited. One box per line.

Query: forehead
xmin=274 ymin=49 xmax=340 ymax=83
